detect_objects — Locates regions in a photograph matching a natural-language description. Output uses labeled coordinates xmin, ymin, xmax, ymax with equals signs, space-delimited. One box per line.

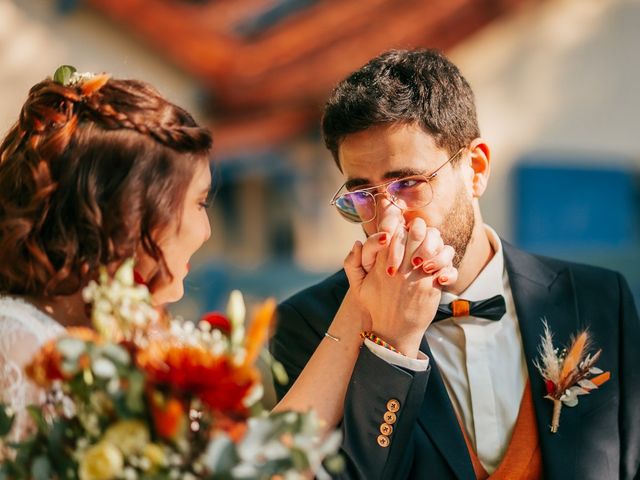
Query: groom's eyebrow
xmin=344 ymin=178 xmax=369 ymax=190
xmin=345 ymin=168 xmax=425 ymax=190
xmin=384 ymin=168 xmax=424 ymax=179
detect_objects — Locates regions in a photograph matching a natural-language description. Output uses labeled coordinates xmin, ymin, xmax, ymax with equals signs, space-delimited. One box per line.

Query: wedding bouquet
xmin=0 ymin=260 xmax=341 ymax=479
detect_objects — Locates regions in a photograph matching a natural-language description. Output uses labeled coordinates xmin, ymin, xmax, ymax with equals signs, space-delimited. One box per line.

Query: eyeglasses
xmin=330 ymin=148 xmax=465 ymax=224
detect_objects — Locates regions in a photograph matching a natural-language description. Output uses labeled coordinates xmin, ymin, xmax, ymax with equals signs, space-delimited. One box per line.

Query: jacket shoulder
xmin=503 ymin=240 xmax=622 ymax=284
xmin=280 ymin=269 xmax=348 ymax=315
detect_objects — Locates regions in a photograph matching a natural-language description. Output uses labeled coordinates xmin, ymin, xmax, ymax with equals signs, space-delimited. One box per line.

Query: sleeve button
xmin=380 ymin=423 xmax=393 ymax=435
xmin=377 ymin=434 xmax=390 ymax=448
xmin=383 ymin=411 xmax=397 ymax=424
xmin=386 ymin=399 xmax=400 ymax=412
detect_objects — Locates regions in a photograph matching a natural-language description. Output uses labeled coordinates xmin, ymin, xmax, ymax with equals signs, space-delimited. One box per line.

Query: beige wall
xmin=451 ymin=0 xmax=640 ymax=241
xmin=0 ymin=0 xmax=204 ymax=136
xmin=2 ymin=0 xmax=638 ymax=272
xmin=291 ymin=0 xmax=640 ymax=271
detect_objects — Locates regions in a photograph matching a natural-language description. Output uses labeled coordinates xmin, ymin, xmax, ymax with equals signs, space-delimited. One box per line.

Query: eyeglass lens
xmin=335 ymin=176 xmax=433 ymax=223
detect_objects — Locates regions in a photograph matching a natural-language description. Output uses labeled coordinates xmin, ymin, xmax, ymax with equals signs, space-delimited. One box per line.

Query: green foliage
xmin=52 ymin=65 xmax=76 ymax=86
xmin=0 ymin=406 xmax=14 ymax=437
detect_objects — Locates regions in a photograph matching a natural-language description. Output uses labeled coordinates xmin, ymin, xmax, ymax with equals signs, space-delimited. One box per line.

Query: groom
xmin=270 ymin=49 xmax=640 ymax=479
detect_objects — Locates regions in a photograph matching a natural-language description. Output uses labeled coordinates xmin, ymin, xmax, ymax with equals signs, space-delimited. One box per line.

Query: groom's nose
xmin=375 ymin=197 xmax=405 ymax=235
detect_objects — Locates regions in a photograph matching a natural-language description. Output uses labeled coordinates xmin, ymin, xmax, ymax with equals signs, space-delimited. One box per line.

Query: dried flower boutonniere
xmin=534 ymin=320 xmax=611 ymax=433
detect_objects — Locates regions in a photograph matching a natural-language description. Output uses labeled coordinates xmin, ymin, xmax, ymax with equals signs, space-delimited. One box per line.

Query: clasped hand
xmin=343 ymin=212 xmax=458 ymax=359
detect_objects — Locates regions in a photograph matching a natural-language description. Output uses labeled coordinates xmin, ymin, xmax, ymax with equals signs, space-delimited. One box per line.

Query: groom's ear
xmin=467 ymin=138 xmax=490 ymax=198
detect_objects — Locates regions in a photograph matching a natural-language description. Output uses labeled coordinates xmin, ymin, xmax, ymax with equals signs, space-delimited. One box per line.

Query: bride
xmin=0 ymin=71 xmax=213 ymax=447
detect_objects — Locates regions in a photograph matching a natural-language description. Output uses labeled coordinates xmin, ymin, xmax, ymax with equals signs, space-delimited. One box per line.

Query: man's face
xmin=338 ymin=123 xmax=476 ymax=267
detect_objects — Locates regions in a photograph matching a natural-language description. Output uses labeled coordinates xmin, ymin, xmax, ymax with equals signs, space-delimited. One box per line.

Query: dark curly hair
xmin=322 ymin=49 xmax=480 ymax=168
xmin=0 ymin=74 xmax=212 ymax=297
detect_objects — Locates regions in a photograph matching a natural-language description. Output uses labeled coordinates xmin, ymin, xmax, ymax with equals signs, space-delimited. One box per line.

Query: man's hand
xmin=344 ymin=217 xmax=457 ymax=358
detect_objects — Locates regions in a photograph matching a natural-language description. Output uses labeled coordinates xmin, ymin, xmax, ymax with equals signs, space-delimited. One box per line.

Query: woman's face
xmin=138 ymin=160 xmax=212 ymax=305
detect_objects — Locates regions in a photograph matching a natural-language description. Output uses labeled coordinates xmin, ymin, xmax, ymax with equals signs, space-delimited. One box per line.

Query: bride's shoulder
xmin=0 ymin=296 xmax=64 ymax=450
xmin=0 ymin=295 xmax=64 ymax=361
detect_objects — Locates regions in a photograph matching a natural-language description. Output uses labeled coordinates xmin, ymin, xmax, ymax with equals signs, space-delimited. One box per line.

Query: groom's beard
xmin=361 ymin=184 xmax=475 ymax=268
xmin=439 ymin=184 xmax=475 ymax=269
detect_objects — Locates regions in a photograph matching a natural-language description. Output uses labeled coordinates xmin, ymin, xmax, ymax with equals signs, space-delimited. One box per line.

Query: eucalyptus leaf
xmin=47 ymin=420 xmax=65 ymax=459
xmin=101 ymin=343 xmax=130 ymax=366
xmin=15 ymin=437 xmax=35 ymax=465
xmin=203 ymin=434 xmax=238 ymax=473
xmin=0 ymin=405 xmax=15 ymax=437
xmin=290 ymin=447 xmax=309 ymax=471
xmin=53 ymin=65 xmax=76 ymax=86
xmin=324 ymin=453 xmax=346 ymax=474
xmin=57 ymin=337 xmax=86 ymax=360
xmin=27 ymin=405 xmax=48 ymax=432
xmin=91 ymin=357 xmax=117 ymax=379
xmin=270 ymin=360 xmax=289 ymax=386
xmin=31 ymin=455 xmax=52 ymax=480
xmin=124 ymin=370 xmax=145 ymax=414
xmin=62 ymin=359 xmax=79 ymax=376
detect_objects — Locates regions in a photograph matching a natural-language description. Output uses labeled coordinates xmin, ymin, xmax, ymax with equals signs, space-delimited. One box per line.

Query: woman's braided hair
xmin=0 ymin=73 xmax=212 ymax=296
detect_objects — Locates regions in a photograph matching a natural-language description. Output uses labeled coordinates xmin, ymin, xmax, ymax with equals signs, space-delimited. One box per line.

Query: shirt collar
xmin=440 ymin=225 xmax=504 ymax=304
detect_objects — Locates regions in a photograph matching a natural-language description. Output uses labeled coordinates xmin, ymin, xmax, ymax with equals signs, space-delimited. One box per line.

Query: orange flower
xmin=137 ymin=343 xmax=259 ymax=416
xmin=243 ymin=299 xmax=276 ymax=367
xmin=214 ymin=415 xmax=248 ymax=442
xmin=26 ymin=327 xmax=99 ymax=387
xmin=26 ymin=339 xmax=64 ymax=387
xmin=66 ymin=327 xmax=100 ymax=342
xmin=150 ymin=393 xmax=186 ymax=440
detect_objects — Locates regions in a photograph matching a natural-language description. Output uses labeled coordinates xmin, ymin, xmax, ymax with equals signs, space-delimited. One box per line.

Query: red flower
xmin=26 ymin=327 xmax=99 ymax=386
xmin=200 ymin=311 xmax=231 ymax=335
xmin=137 ymin=343 xmax=258 ymax=416
xmin=545 ymin=380 xmax=556 ymax=395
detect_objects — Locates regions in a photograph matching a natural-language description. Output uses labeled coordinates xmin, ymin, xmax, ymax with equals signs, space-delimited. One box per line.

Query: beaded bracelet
xmin=360 ymin=331 xmax=404 ymax=356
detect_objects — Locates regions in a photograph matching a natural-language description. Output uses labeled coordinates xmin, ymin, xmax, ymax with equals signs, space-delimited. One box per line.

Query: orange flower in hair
xmin=79 ymin=74 xmax=110 ymax=97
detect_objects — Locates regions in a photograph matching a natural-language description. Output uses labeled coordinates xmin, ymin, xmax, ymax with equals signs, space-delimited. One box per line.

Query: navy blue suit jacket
xmin=270 ymin=243 xmax=640 ymax=479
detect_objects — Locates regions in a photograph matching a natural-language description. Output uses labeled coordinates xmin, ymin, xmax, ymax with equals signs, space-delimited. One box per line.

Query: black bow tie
xmin=434 ymin=294 xmax=506 ymax=322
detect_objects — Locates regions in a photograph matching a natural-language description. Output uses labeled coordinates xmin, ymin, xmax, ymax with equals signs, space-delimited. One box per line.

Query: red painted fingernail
xmin=378 ymin=233 xmax=388 ymax=245
xmin=387 ymin=266 xmax=396 ymax=276
xmin=412 ymin=257 xmax=423 ymax=267
xmin=440 ymin=276 xmax=448 ymax=283
xmin=423 ymin=262 xmax=435 ymax=272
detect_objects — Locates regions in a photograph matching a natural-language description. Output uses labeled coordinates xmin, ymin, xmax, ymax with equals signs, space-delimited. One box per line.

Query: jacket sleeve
xmin=337 ymin=346 xmax=429 ymax=480
xmin=618 ymin=273 xmax=640 ymax=480
xmin=270 ymin=298 xmax=429 ymax=480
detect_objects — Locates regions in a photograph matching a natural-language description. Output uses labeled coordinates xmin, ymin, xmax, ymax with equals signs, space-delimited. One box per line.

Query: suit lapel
xmin=416 ymin=337 xmax=476 ymax=479
xmin=503 ymin=242 xmax=580 ymax=480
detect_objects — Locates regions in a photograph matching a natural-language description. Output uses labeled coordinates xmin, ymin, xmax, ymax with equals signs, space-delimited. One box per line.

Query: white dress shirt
xmin=364 ymin=226 xmax=528 ymax=473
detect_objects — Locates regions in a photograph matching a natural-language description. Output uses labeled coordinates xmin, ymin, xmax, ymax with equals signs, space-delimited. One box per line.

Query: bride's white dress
xmin=0 ymin=296 xmax=64 ymax=456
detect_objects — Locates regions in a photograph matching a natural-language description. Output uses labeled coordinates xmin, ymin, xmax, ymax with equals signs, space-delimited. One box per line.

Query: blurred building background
xmin=2 ymin=0 xmax=639 ymax=402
